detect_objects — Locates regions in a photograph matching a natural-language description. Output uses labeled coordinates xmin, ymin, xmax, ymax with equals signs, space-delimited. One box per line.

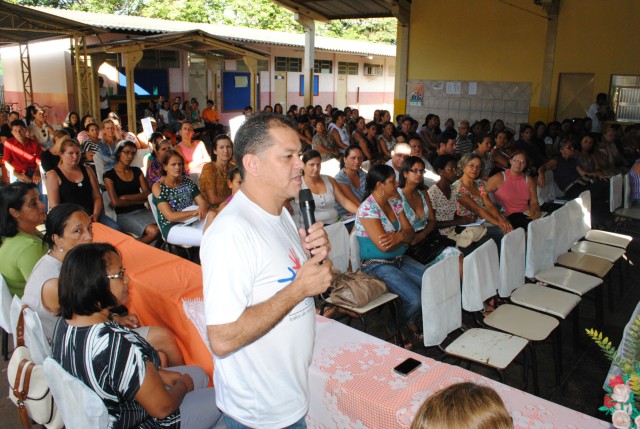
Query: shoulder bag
xmin=8 ymin=305 xmax=63 ymax=428
xmin=326 ymin=270 xmax=388 ymax=308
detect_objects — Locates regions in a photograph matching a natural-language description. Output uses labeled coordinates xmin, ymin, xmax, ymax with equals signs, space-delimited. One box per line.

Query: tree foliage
xmin=11 ymin=0 xmax=396 ymax=44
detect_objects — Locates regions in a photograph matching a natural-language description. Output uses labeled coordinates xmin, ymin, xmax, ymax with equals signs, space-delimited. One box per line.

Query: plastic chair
xmin=10 ymin=297 xmax=51 ymax=365
xmin=147 ymin=193 xmax=194 ymax=260
xmin=526 ymin=216 xmax=608 ymax=328
xmin=320 ymin=232 xmax=401 ymax=344
xmin=463 ymin=239 xmax=559 ymax=386
xmin=422 ymin=254 xmax=535 ymax=392
xmin=0 ymin=274 xmax=12 ymax=360
xmin=325 ymin=223 xmax=350 ymax=274
xmin=44 ymin=358 xmax=109 ymax=429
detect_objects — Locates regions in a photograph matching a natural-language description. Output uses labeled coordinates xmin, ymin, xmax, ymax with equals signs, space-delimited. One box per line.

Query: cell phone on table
xmin=393 ymin=358 xmax=421 ymax=376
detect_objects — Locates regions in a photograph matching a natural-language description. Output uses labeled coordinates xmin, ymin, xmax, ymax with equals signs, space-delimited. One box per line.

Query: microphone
xmin=298 ymin=188 xmax=316 ymax=234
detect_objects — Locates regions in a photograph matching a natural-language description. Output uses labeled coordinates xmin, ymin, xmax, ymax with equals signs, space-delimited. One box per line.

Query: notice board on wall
xmin=222 ymin=71 xmax=251 ymax=112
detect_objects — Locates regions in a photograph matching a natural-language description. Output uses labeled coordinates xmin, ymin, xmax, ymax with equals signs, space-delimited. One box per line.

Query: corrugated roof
xmin=31 ymin=6 xmax=396 ymax=57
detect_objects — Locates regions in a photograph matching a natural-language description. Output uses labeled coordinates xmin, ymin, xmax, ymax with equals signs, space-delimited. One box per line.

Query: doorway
xmin=556 ymin=73 xmax=595 ymax=120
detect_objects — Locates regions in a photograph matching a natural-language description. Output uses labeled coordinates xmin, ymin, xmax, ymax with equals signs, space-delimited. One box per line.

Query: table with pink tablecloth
xmin=308 ymin=316 xmax=611 ymax=429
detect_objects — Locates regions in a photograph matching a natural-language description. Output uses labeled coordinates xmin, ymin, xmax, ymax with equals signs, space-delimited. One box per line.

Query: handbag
xmin=448 ymin=225 xmax=487 ymax=248
xmin=327 ymin=270 xmax=388 ymax=308
xmin=406 ymin=232 xmax=457 ymax=265
xmin=8 ymin=305 xmax=63 ymax=429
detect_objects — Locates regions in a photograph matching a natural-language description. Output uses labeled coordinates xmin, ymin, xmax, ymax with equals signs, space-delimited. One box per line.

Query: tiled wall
xmin=406 ymin=80 xmax=532 ymax=131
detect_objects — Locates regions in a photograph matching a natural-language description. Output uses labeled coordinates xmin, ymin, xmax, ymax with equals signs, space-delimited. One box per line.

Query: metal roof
xmin=30 ymin=6 xmax=396 ymax=57
xmin=273 ymin=0 xmax=411 ymax=23
xmin=86 ymin=29 xmax=269 ymax=60
xmin=0 ymin=0 xmax=103 ymax=47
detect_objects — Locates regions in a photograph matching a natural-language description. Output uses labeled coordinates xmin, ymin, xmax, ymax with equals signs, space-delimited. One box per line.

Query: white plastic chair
xmin=10 ymin=297 xmax=51 ymax=365
xmin=526 ymin=216 xmax=608 ymax=328
xmin=464 ymin=239 xmax=560 ymax=386
xmin=147 ymin=194 xmax=194 ymax=260
xmin=44 ymin=358 xmax=109 ymax=429
xmin=0 ymin=274 xmax=12 ymax=360
xmin=325 ymin=223 xmax=350 ymax=274
xmin=132 ymin=147 xmax=150 ymax=169
xmin=421 ymin=255 xmax=535 ymax=391
xmin=536 ymin=169 xmax=564 ymax=204
xmin=581 ymin=190 xmax=632 ymax=249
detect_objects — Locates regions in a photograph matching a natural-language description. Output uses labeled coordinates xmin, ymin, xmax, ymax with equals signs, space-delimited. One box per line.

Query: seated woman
xmin=312 ymin=120 xmax=340 ymax=161
xmin=46 ymin=139 xmax=121 ymax=231
xmin=146 ymin=137 xmax=174 ymax=187
xmin=0 ymin=182 xmax=47 ymax=297
xmin=377 ymin=121 xmax=397 ymax=158
xmin=398 ymin=156 xmax=460 ymax=268
xmin=199 ymin=135 xmax=236 ymax=207
xmin=486 ymin=150 xmax=541 ymax=230
xmin=595 ymin=126 xmax=627 ymax=175
xmin=104 ymin=141 xmax=160 ymax=244
xmin=538 ymin=139 xmax=611 ymax=226
xmin=577 ymin=134 xmax=607 ymax=179
xmin=328 ymin=110 xmax=350 ymax=153
xmin=40 ymin=129 xmax=69 ymax=173
xmin=293 ymin=150 xmax=359 ymax=228
xmin=151 ymin=150 xmax=215 ymax=247
xmin=62 ymin=111 xmax=81 ymax=139
xmin=452 ymin=153 xmax=513 ymax=245
xmin=23 ymin=204 xmax=184 ymax=366
xmin=411 ymin=382 xmax=512 ymax=429
xmin=174 ymin=122 xmax=211 ymax=178
xmin=52 ymin=243 xmax=223 ymax=429
xmin=490 ymin=130 xmax=511 ymax=171
xmin=333 ymin=145 xmax=368 ymax=226
xmin=472 ymin=134 xmax=494 ymax=180
xmin=354 ymin=164 xmax=422 ymax=348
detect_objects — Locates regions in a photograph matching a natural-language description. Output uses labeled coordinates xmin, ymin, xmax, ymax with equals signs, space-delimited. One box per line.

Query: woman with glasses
xmin=103 ymin=140 xmax=160 ymax=244
xmin=293 ymin=150 xmax=359 ymax=227
xmin=398 ymin=156 xmax=459 ymax=267
xmin=452 ymin=153 xmax=513 ymax=239
xmin=199 ymin=135 xmax=236 ymax=207
xmin=486 ymin=150 xmax=541 ymax=230
xmin=52 ymin=243 xmax=222 ymax=428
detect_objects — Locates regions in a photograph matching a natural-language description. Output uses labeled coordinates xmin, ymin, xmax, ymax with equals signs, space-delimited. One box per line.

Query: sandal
xmin=386 ymin=326 xmax=413 ymax=350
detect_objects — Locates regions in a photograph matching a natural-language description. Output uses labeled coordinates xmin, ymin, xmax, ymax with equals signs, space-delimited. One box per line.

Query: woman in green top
xmin=151 ymin=150 xmax=215 ymax=247
xmin=0 ymin=182 xmax=47 ymax=296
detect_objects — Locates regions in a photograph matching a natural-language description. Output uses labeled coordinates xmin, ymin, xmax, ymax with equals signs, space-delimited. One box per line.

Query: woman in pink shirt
xmin=486 ymin=150 xmax=541 ymax=230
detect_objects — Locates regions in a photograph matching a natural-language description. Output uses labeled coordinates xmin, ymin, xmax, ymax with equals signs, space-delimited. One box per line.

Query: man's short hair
xmin=458 ymin=120 xmax=470 ymax=127
xmin=10 ymin=119 xmax=25 ymax=130
xmin=438 ymin=132 xmax=455 ymax=146
xmin=207 ymin=99 xmax=214 ymax=105
xmin=233 ymin=113 xmax=297 ymax=180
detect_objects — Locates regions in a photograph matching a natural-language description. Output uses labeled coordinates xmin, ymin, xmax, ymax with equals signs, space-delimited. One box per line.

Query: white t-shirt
xmin=587 ymin=102 xmax=601 ymax=133
xmin=99 ymin=87 xmax=109 ymax=109
xmin=201 ymin=190 xmax=315 ymax=428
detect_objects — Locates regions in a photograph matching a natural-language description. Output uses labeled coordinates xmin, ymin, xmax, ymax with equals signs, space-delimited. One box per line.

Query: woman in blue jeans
xmin=354 ymin=163 xmax=425 ymax=348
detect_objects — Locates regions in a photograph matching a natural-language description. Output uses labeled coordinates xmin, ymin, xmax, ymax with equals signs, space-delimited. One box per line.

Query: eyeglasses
xmin=466 ymin=164 xmax=482 ymax=170
xmin=122 ymin=150 xmax=137 ymax=156
xmin=106 ymin=268 xmax=126 ymax=280
xmin=409 ymin=168 xmax=426 ymax=174
xmin=511 ymin=158 xmax=526 ymax=164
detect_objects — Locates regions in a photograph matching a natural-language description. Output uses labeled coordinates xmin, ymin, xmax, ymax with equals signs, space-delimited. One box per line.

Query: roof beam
xmin=271 ymin=1 xmax=329 ymax=22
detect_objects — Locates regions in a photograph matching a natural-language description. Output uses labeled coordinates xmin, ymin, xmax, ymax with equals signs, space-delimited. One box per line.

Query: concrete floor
xmin=1 ymin=232 xmax=638 ymax=427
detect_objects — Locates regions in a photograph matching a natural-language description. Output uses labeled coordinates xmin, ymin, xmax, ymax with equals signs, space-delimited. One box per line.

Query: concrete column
xmin=536 ymin=0 xmax=560 ymax=123
xmin=295 ymin=14 xmax=315 ymax=107
xmin=243 ymin=56 xmax=258 ymax=110
xmin=123 ymin=50 xmax=143 ymax=133
xmin=205 ymin=57 xmax=220 ymax=106
xmin=392 ymin=6 xmax=410 ymax=117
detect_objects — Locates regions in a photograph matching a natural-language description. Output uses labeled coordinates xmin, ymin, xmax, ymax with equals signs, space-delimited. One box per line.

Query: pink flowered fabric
xmin=308 ymin=316 xmax=612 ymax=429
xmin=451 ymin=179 xmax=488 ymax=217
xmin=355 ymin=195 xmax=404 ymax=238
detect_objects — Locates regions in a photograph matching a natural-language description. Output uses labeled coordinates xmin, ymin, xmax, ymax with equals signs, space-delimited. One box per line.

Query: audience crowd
xmin=1 ymin=94 xmax=640 ymax=427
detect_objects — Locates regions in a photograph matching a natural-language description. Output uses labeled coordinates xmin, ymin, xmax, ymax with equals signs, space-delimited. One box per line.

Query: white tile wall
xmin=407 ymin=80 xmax=532 ymax=132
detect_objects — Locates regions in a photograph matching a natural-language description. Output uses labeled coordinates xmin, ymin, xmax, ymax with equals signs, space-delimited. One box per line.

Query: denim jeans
xmin=223 ymin=414 xmax=306 ymax=429
xmin=361 ymin=255 xmax=425 ymax=325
